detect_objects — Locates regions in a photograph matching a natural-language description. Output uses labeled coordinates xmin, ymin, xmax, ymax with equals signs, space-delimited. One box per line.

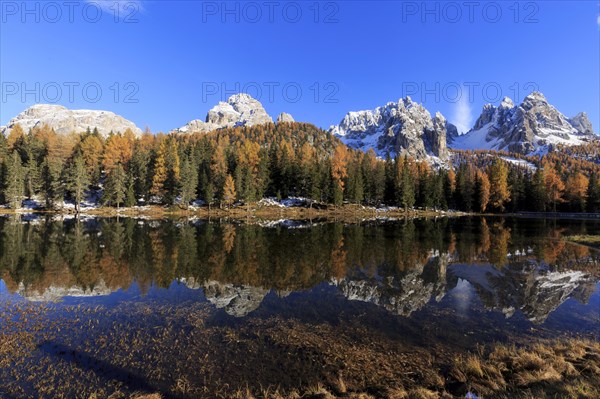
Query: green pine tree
xmin=587 ymin=173 xmax=600 ymax=213
xmin=179 ymin=156 xmax=199 ymax=208
xmin=125 ymin=174 xmax=136 ymax=207
xmin=66 ymin=153 xmax=90 ymax=213
xmin=400 ymin=162 xmax=415 ymax=211
xmin=41 ymin=158 xmax=65 ymax=209
xmin=5 ymin=152 xmax=25 ymax=209
xmin=103 ymin=163 xmax=127 ymax=209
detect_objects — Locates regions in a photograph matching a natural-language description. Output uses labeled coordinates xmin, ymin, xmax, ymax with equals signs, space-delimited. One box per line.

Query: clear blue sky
xmin=1 ymin=0 xmax=598 ymax=133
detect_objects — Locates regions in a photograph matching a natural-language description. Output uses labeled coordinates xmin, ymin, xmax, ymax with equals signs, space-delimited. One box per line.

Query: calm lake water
xmin=0 ymin=216 xmax=599 ymax=398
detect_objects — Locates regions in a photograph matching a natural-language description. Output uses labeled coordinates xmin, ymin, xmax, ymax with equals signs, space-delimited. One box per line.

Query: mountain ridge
xmin=2 ymin=92 xmax=595 ymax=161
xmin=449 ymin=92 xmax=596 ymax=154
xmin=328 ymin=96 xmax=453 ymax=164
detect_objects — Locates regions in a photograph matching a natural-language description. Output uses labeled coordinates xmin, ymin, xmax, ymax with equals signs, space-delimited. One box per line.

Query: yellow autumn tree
xmin=477 ymin=170 xmax=491 ymax=212
xmin=544 ymin=166 xmax=565 ymax=212
xmin=565 ymin=172 xmax=589 ymax=211
xmin=79 ymin=134 xmax=104 ymax=183
xmin=487 ymin=160 xmax=510 ymax=211
xmin=223 ymin=174 xmax=237 ymax=208
xmin=102 ymin=134 xmax=133 ymax=173
xmin=150 ymin=140 xmax=168 ymax=198
xmin=331 ymin=144 xmax=348 ymax=206
xmin=7 ymin=123 xmax=25 ymax=149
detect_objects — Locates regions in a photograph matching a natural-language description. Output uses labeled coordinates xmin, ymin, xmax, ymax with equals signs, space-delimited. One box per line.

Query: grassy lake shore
xmin=565 ymin=235 xmax=600 ymax=249
xmin=0 ymin=203 xmax=466 ymax=220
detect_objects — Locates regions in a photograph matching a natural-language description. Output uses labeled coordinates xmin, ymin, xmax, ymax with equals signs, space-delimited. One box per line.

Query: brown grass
xmin=451 ymin=339 xmax=600 ymax=398
xmin=1 ymin=300 xmax=599 ymax=399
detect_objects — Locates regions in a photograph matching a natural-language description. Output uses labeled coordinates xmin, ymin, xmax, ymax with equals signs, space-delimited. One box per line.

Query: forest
xmin=1 ymin=121 xmax=600 ymax=213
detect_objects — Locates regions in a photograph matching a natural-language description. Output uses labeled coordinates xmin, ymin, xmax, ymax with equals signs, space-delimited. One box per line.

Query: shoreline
xmin=0 ymin=204 xmax=467 ymax=220
xmin=4 ymin=205 xmax=600 ymax=221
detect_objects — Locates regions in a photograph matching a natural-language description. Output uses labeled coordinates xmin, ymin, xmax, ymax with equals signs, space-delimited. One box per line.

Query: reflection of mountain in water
xmin=183 ymin=278 xmax=269 ymax=317
xmin=15 ymin=280 xmax=113 ymax=302
xmin=7 ymin=258 xmax=597 ymax=322
xmin=332 ymin=252 xmax=449 ymax=317
xmin=2 ymin=217 xmax=599 ymax=321
xmin=448 ymin=262 xmax=597 ymax=323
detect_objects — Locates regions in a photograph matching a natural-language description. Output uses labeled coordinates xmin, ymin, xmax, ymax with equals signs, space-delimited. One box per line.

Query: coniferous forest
xmin=2 ymin=121 xmax=600 ymax=213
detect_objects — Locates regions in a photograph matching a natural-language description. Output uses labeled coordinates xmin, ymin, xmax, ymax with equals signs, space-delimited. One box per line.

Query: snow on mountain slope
xmin=1 ymin=104 xmax=142 ymax=138
xmin=174 ymin=93 xmax=274 ymax=134
xmin=449 ymin=92 xmax=596 ymax=155
xmin=329 ymin=97 xmax=454 ymax=163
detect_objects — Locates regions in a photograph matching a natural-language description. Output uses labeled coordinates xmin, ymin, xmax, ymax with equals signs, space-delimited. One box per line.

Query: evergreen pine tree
xmin=103 ymin=163 xmax=127 ymax=209
xmin=41 ymin=158 xmax=64 ymax=209
xmin=456 ymin=163 xmax=474 ymax=211
xmin=588 ymin=173 xmax=600 ymax=213
xmin=400 ymin=161 xmax=415 ymax=210
xmin=5 ymin=152 xmax=25 ymax=209
xmin=125 ymin=174 xmax=136 ymax=207
xmin=179 ymin=155 xmax=199 ymax=207
xmin=65 ymin=153 xmax=90 ymax=213
xmin=529 ymin=169 xmax=546 ymax=212
xmin=508 ymin=169 xmax=525 ymax=212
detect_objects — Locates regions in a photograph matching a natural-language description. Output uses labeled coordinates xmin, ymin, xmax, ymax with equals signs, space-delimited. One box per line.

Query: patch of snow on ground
xmin=499 ymin=156 xmax=537 ymax=171
xmin=258 ymin=197 xmax=311 ymax=208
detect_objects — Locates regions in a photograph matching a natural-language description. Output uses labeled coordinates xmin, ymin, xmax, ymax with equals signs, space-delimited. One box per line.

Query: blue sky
xmin=1 ymin=0 xmax=599 ymax=133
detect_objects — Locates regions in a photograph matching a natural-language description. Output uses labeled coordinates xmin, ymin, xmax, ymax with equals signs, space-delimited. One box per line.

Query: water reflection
xmin=0 ymin=216 xmax=598 ymax=323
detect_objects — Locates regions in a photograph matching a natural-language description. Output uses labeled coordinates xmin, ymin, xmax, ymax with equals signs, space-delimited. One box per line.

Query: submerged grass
xmin=1 ymin=300 xmax=599 ymax=399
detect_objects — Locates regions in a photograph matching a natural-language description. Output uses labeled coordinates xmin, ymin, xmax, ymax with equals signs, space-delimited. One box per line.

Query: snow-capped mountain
xmin=332 ymin=252 xmax=449 ymax=317
xmin=329 ymin=97 xmax=454 ymax=163
xmin=448 ymin=262 xmax=596 ymax=323
xmin=1 ymin=104 xmax=142 ymax=138
xmin=174 ymin=93 xmax=274 ymax=134
xmin=15 ymin=279 xmax=113 ymax=302
xmin=449 ymin=92 xmax=596 ymax=154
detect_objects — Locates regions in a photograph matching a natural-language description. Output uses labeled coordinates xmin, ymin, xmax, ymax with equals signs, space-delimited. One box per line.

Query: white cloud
xmin=451 ymin=90 xmax=473 ymax=134
xmin=597 ymin=15 xmax=600 ymax=28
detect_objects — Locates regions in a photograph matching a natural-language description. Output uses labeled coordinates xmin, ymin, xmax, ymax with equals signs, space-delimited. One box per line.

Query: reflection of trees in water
xmin=0 ymin=216 xmax=598 ymax=301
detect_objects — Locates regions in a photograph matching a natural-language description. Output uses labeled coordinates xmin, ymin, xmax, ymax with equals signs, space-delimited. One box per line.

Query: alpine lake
xmin=0 ymin=215 xmax=599 ymax=398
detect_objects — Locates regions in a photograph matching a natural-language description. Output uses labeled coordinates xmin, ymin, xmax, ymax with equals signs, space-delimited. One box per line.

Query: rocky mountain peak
xmin=500 ymin=97 xmax=514 ymax=108
xmin=1 ymin=104 xmax=142 ymax=138
xmin=523 ymin=91 xmax=548 ymax=106
xmin=329 ymin=97 xmax=452 ymax=163
xmin=276 ymin=112 xmax=295 ymax=123
xmin=449 ymin=92 xmax=596 ymax=154
xmin=175 ymin=93 xmax=273 ymax=134
xmin=569 ymin=112 xmax=594 ymax=135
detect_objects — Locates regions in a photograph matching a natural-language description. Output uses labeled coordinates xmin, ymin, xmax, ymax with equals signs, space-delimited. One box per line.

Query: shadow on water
xmin=37 ymin=340 xmax=184 ymax=399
